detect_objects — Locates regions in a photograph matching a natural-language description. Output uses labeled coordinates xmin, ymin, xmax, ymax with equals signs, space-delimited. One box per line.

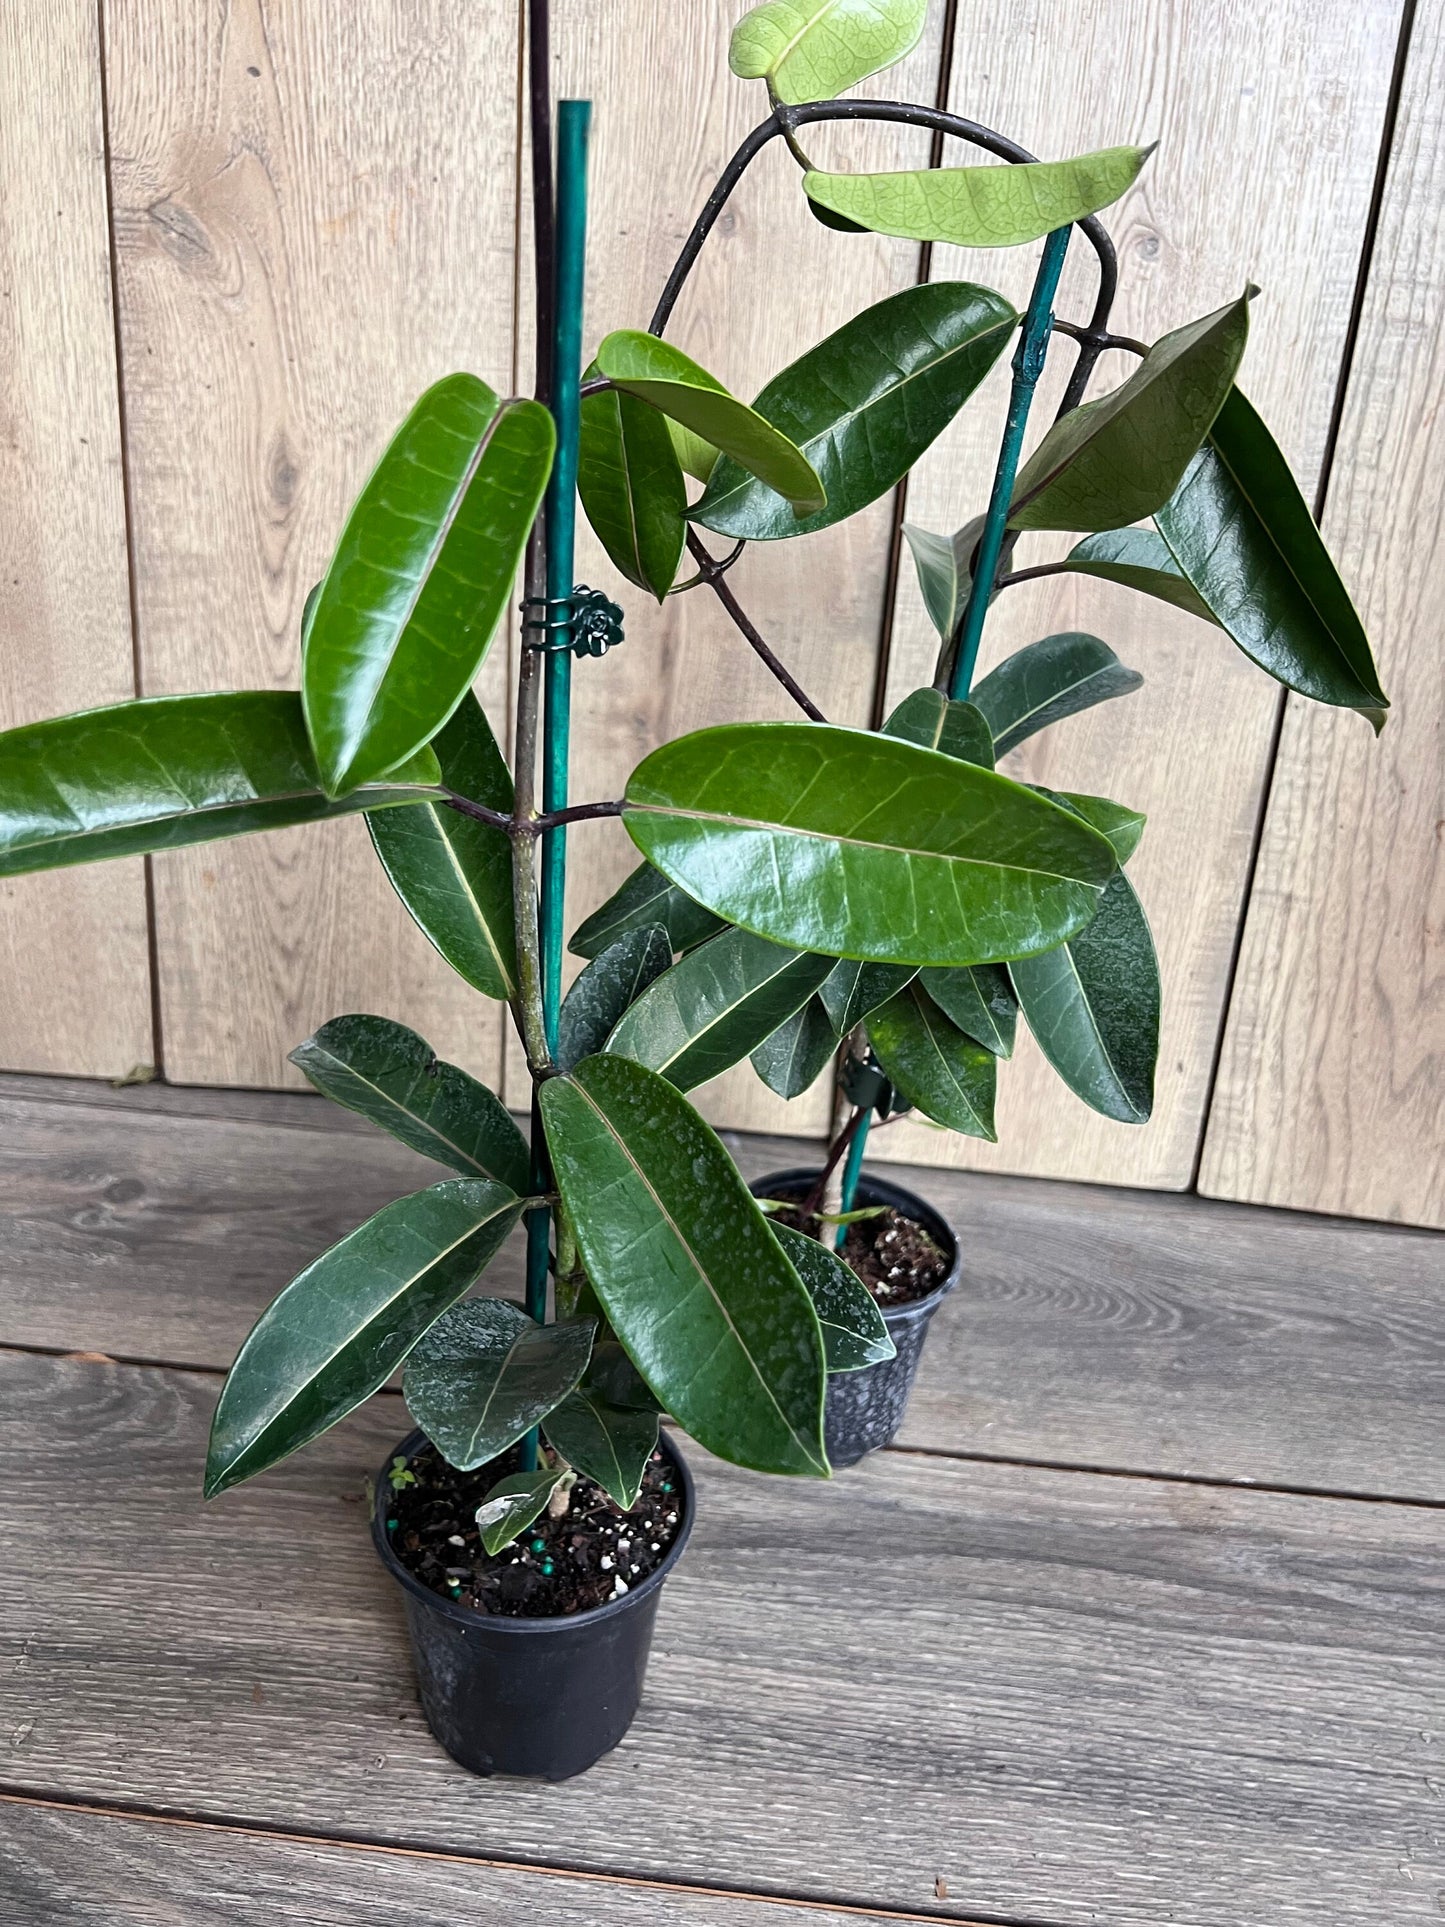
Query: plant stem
xmin=802 ymin=1102 xmax=868 ymax=1220
xmin=686 ymin=531 xmax=827 ymax=722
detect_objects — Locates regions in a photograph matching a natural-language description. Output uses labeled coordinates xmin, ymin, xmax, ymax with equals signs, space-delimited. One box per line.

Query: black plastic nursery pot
xmin=372 ymin=1428 xmax=696 ymax=1781
xmin=754 ymin=1168 xmax=961 ymax=1469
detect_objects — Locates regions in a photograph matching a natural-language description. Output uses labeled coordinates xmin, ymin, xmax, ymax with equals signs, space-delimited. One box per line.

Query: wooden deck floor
xmin=0 ymin=1073 xmax=1440 ymax=1925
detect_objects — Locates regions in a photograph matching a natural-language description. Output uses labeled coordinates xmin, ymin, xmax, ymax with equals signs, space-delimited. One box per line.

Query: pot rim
xmin=750 ymin=1165 xmax=962 ymax=1318
xmin=371 ymin=1426 xmax=696 ymax=1636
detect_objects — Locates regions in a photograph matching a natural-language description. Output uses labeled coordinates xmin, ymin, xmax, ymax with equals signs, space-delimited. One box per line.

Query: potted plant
xmin=0 ymin=0 xmax=1384 ymax=1779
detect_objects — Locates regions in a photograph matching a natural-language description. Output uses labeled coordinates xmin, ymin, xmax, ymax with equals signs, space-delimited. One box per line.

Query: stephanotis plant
xmin=0 ymin=0 xmax=1385 ymax=1553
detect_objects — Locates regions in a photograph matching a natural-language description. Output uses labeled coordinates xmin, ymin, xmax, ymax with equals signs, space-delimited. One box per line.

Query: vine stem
xmin=686 ymin=532 xmax=826 ymax=721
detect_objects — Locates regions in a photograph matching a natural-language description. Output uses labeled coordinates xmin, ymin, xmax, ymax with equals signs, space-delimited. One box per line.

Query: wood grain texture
xmin=103 ymin=0 xmax=520 ymax=1091
xmin=0 ymin=1803 xmax=934 ymax=1927
xmin=503 ymin=1 xmax=947 ymax=1132
xmin=0 ymin=2 xmax=152 ymax=1077
xmin=874 ymin=0 xmax=1404 ymax=1188
xmin=0 ymin=1076 xmax=1439 ymax=1501
xmin=1201 ymin=12 xmax=1445 ymax=1229
xmin=2 ymin=1348 xmax=1441 ymax=1926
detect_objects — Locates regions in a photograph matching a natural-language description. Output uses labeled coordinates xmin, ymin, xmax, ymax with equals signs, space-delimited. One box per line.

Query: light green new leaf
xmin=868 ymin=984 xmax=998 ymax=1138
xmin=570 ymin=858 xmax=725 ymax=960
xmin=541 ymin=1054 xmax=828 ymax=1477
xmin=729 ymin=0 xmax=927 ymax=104
xmin=402 ymin=1300 xmax=596 ymax=1471
xmin=367 ymin=692 xmax=517 ymax=1000
xmin=1010 ymin=294 xmax=1250 ymax=532
xmin=0 ymin=692 xmax=439 ymax=879
xmin=771 ymin=1223 xmax=894 ymax=1371
xmin=557 ymin=923 xmax=674 ymax=1072
xmin=667 ymin=418 xmax=721 ymax=486
xmin=1037 ymin=788 xmax=1146 ymax=864
xmin=303 ymin=375 xmax=553 ymax=794
xmin=1155 ymin=387 xmax=1388 ymax=724
xmin=693 ymin=284 xmax=1016 ymax=541
xmin=1060 ymin=528 xmax=1220 ymax=625
xmin=475 ymin=1463 xmax=573 ymax=1556
xmin=205 ymin=1179 xmax=525 ymax=1496
xmin=804 ymin=143 xmax=1152 ymax=249
xmin=970 ymin=633 xmax=1143 ymax=757
xmin=289 ymin=1014 xmax=530 ymax=1191
xmin=819 ymin=958 xmax=916 ymax=1033
xmin=883 ymin=686 xmax=994 ymax=767
xmin=623 ymin=722 xmax=1117 ymax=967
xmin=607 ymin=924 xmax=835 ymax=1090
xmin=920 ymin=963 xmax=1017 ymax=1057
xmin=595 ymin=332 xmax=824 ymax=513
xmin=578 ymin=366 xmax=688 ymax=599
xmin=1009 ymin=869 xmax=1160 ymax=1122
xmin=751 ymin=996 xmax=839 ymax=1099
xmin=544 ymin=1389 xmax=659 ymax=1510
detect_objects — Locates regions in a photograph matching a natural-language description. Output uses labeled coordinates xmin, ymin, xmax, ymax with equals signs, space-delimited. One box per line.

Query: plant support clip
xmin=521 ymin=586 xmax=625 ymax=659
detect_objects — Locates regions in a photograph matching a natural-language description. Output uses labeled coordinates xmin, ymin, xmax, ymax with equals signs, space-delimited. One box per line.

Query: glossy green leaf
xmin=818 ymin=958 xmax=916 ymax=1033
xmin=540 ymin=1054 xmax=828 ymax=1477
xmin=1010 ymin=294 xmax=1250 ymax=532
xmin=750 ymin=996 xmax=839 ymax=1098
xmin=1010 ymin=869 xmax=1159 ymax=1122
xmin=902 ymin=519 xmax=984 ymax=643
xmin=475 ymin=1463 xmax=573 ymax=1556
xmin=804 ymin=144 xmax=1152 ymax=248
xmin=366 ymin=692 xmax=517 ymax=1000
xmin=868 ymin=984 xmax=998 ymax=1138
xmin=1155 ymin=387 xmax=1388 ymax=724
xmin=970 ymin=633 xmax=1143 ymax=757
xmin=1037 ymin=788 xmax=1146 ymax=864
xmin=402 ymin=1300 xmax=596 ymax=1471
xmin=578 ymin=367 xmax=687 ymax=599
xmin=607 ymin=924 xmax=835 ymax=1091
xmin=570 ymin=859 xmax=725 ymax=960
xmin=544 ymin=1388 xmax=659 ymax=1510
xmin=595 ymin=332 xmax=823 ymax=513
xmin=1059 ymin=528 xmax=1220 ymax=625
xmin=770 ymin=1223 xmax=894 ymax=1371
xmin=623 ymin=722 xmax=1117 ymax=967
xmin=585 ymin=1337 xmax=662 ymax=1413
xmin=693 ymin=283 xmax=1016 ymax=541
xmin=289 ymin=1014 xmax=530 ymax=1191
xmin=303 ymin=374 xmax=553 ymax=793
xmin=882 ymin=686 xmax=994 ymax=766
xmin=920 ymin=963 xmax=1016 ymax=1057
xmin=557 ymin=923 xmax=674 ymax=1072
xmin=205 ymin=1179 xmax=524 ymax=1496
xmin=0 ymin=692 xmax=439 ymax=880
xmin=667 ymin=419 xmax=720 ymax=485
xmin=729 ymin=0 xmax=927 ymax=104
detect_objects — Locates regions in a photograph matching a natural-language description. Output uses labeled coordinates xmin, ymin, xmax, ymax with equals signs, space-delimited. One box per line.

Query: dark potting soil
xmin=385 ymin=1438 xmax=684 ymax=1620
xmin=773 ymin=1197 xmax=949 ymax=1309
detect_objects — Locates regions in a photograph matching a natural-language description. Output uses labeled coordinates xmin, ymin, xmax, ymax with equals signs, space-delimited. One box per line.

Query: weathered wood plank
xmin=103 ymin=0 xmax=519 ymax=1092
xmin=1201 ymin=9 xmax=1445 ymax=1229
xmin=0 ymin=1075 xmax=1438 ymax=1500
xmin=1 ymin=1350 xmax=1440 ymax=1926
xmin=0 ymin=2 xmax=152 ymax=1077
xmin=877 ymin=0 xmax=1404 ymax=1188
xmin=0 ymin=1802 xmax=931 ymax=1927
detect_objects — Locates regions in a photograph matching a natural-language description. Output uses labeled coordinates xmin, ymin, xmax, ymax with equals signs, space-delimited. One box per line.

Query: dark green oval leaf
xmin=303 ymin=375 xmax=553 ymax=793
xmin=557 ymin=923 xmax=674 ymax=1072
xmin=868 ymin=984 xmax=998 ymax=1138
xmin=771 ymin=1223 xmax=895 ymax=1371
xmin=1010 ymin=294 xmax=1250 ymax=532
xmin=883 ymin=686 xmax=994 ymax=766
xmin=920 ymin=963 xmax=1016 ymax=1057
xmin=902 ymin=518 xmax=984 ymax=644
xmin=1009 ymin=869 xmax=1159 ymax=1122
xmin=623 ymin=722 xmax=1117 ymax=967
xmin=819 ymin=958 xmax=917 ymax=1033
xmin=569 ymin=859 xmax=725 ymax=960
xmin=1060 ymin=528 xmax=1221 ymax=625
xmin=1035 ymin=788 xmax=1146 ymax=864
xmin=205 ymin=1179 xmax=525 ymax=1496
xmin=595 ymin=332 xmax=824 ymax=513
xmin=0 ymin=692 xmax=439 ymax=880
xmin=578 ymin=366 xmax=687 ymax=600
xmin=693 ymin=283 xmax=1017 ymax=541
xmin=289 ymin=1014 xmax=530 ymax=1191
xmin=402 ymin=1300 xmax=596 ymax=1471
xmin=750 ymin=996 xmax=839 ymax=1099
xmin=607 ymin=924 xmax=835 ymax=1090
xmin=475 ymin=1462 xmax=573 ymax=1556
xmin=1155 ymin=386 xmax=1388 ymax=724
xmin=729 ymin=0 xmax=928 ymax=104
xmin=543 ymin=1389 xmax=660 ymax=1509
xmin=367 ymin=692 xmax=517 ymax=1000
xmin=804 ymin=144 xmax=1152 ymax=248
xmin=970 ymin=633 xmax=1143 ymax=757
xmin=540 ymin=1054 xmax=828 ymax=1477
